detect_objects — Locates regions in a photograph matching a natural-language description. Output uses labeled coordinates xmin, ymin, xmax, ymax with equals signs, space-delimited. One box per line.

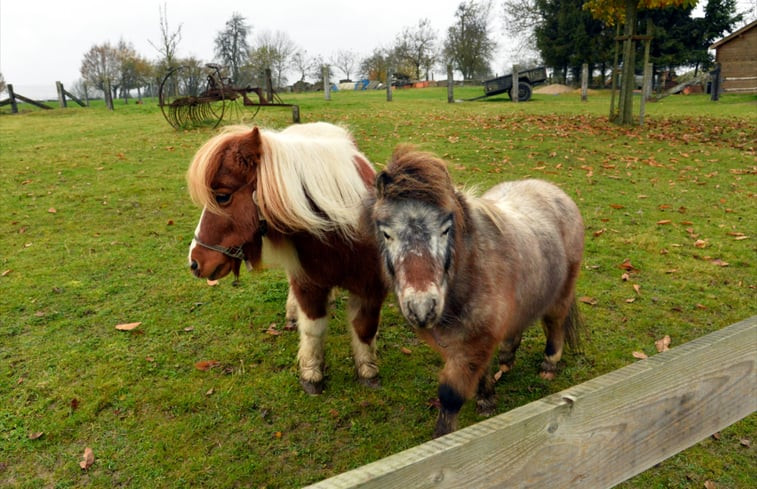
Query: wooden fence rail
xmin=307 ymin=316 xmax=756 ymax=489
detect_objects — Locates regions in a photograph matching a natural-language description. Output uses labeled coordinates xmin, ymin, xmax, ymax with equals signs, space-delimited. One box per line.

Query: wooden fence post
xmin=512 ymin=64 xmax=519 ymax=103
xmin=8 ymin=84 xmax=18 ymax=113
xmin=292 ymin=105 xmax=300 ymax=123
xmin=447 ymin=65 xmax=454 ymax=103
xmin=323 ymin=65 xmax=331 ymax=101
xmin=56 ymin=81 xmax=67 ymax=108
xmin=581 ymin=63 xmax=589 ymax=102
xmin=386 ymin=68 xmax=393 ymax=102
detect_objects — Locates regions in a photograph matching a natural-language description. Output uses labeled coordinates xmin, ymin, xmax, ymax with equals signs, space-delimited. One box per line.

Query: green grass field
xmin=1 ymin=87 xmax=755 ymax=488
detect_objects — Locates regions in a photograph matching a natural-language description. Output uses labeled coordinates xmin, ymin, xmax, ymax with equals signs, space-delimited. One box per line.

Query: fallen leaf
xmin=632 ymin=351 xmax=648 ymax=359
xmin=710 ymin=258 xmax=729 ymax=267
xmin=704 ymin=480 xmax=716 ymax=489
xmin=494 ymin=369 xmax=504 ymax=381
xmin=655 ymin=335 xmax=671 ymax=352
xmin=206 ymin=387 xmax=215 ymax=396
xmin=28 ymin=431 xmax=44 ymax=440
xmin=274 ymin=431 xmax=283 ymax=439
xmin=48 ymin=208 xmax=57 ymax=214
xmin=400 ymin=347 xmax=412 ymax=355
xmin=71 ymin=398 xmax=80 ymax=411
xmin=694 ymin=239 xmax=707 ymax=248
xmin=145 ymin=356 xmax=155 ymax=362
xmin=621 ymin=272 xmax=630 ymax=281
xmin=79 ymin=447 xmax=94 ymax=470
xmin=740 ymin=438 xmax=751 ymax=448
xmin=610 ymin=203 xmax=625 ymax=209
xmin=166 ymin=219 xmax=174 ymax=226
xmin=593 ymin=228 xmax=606 ymax=238
xmin=183 ymin=326 xmax=194 ymax=332
xmin=625 ymin=297 xmax=636 ymax=303
xmin=657 ymin=219 xmax=672 ymax=225
xmin=265 ymin=323 xmax=281 ymax=336
xmin=195 ymin=360 xmax=220 ymax=371
xmin=115 ymin=322 xmax=141 ymax=331
xmin=578 ymin=296 xmax=598 ymax=306
xmin=1 ymin=269 xmax=11 ymax=277
xmin=712 ymin=432 xmax=721 ymax=440
xmin=618 ymin=258 xmax=638 ymax=272
xmin=633 ymin=284 xmax=642 ymax=295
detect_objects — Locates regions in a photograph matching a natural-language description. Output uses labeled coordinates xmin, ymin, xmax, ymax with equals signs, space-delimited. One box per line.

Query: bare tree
xmin=331 ymin=50 xmax=359 ymax=81
xmin=214 ymin=13 xmax=251 ymax=83
xmin=80 ymin=43 xmax=119 ymax=109
xmin=0 ymin=72 xmax=6 ymax=94
xmin=394 ymin=18 xmax=439 ymax=80
xmin=149 ymin=3 xmax=182 ymax=74
xmin=501 ymin=0 xmax=541 ymax=50
xmin=360 ymin=48 xmax=392 ymax=82
xmin=249 ymin=30 xmax=298 ymax=88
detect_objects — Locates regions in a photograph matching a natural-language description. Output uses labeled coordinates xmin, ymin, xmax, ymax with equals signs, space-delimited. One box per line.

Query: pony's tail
xmin=563 ymin=298 xmax=584 ymax=352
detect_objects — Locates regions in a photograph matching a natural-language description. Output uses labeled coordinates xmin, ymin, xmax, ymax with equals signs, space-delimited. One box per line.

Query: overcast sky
xmin=1 ymin=0 xmax=755 ymax=99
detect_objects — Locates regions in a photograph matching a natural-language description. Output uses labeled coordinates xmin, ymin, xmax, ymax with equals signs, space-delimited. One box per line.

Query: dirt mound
xmin=534 ymin=84 xmax=573 ymax=95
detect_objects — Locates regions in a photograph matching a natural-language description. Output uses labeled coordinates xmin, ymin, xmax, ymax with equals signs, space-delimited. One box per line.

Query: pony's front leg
xmin=434 ymin=355 xmax=490 ymax=438
xmin=293 ymin=285 xmax=331 ymax=395
xmin=347 ymin=294 xmax=381 ymax=388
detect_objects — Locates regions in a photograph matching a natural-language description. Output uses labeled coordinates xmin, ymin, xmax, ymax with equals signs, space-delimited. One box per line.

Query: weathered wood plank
xmin=306 ymin=316 xmax=756 ymax=489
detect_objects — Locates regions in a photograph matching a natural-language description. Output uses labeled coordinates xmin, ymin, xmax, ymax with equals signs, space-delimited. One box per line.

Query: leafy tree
xmin=360 ymin=48 xmax=392 ymax=82
xmin=444 ymin=0 xmax=497 ymax=80
xmin=584 ymin=0 xmax=698 ymax=125
xmin=214 ymin=13 xmax=251 ymax=84
xmin=80 ymin=42 xmax=119 ymax=110
xmin=115 ymin=39 xmax=152 ymax=103
xmin=394 ymin=18 xmax=439 ymax=80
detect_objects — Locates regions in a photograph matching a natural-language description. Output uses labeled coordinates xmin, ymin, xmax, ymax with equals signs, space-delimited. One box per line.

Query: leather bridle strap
xmin=193 ymin=235 xmax=246 ymax=261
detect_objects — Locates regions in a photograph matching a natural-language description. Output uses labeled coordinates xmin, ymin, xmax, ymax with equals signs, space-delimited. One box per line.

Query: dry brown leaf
xmin=610 ymin=203 xmax=625 ymax=209
xmin=48 ymin=208 xmax=57 ymax=214
xmin=593 ymin=228 xmax=606 ymax=238
xmin=621 ymin=272 xmax=630 ymax=281
xmin=657 ymin=219 xmax=672 ymax=225
xmin=28 ymin=431 xmax=44 ymax=440
xmin=1 ymin=269 xmax=11 ymax=277
xmin=632 ymin=351 xmax=648 ymax=359
xmin=115 ymin=322 xmax=141 ymax=331
xmin=206 ymin=387 xmax=215 ymax=396
xmin=704 ymin=480 xmax=717 ymax=489
xmin=494 ymin=369 xmax=504 ymax=381
xmin=618 ymin=258 xmax=638 ymax=272
xmin=625 ymin=297 xmax=636 ymax=303
xmin=655 ymin=335 xmax=671 ymax=353
xmin=578 ymin=296 xmax=598 ymax=306
xmin=265 ymin=323 xmax=281 ymax=336
xmin=710 ymin=258 xmax=729 ymax=267
xmin=740 ymin=438 xmax=751 ymax=448
xmin=79 ymin=447 xmax=94 ymax=470
xmin=400 ymin=347 xmax=412 ymax=355
xmin=694 ymin=239 xmax=707 ymax=249
xmin=195 ymin=360 xmax=220 ymax=371
xmin=633 ymin=284 xmax=642 ymax=295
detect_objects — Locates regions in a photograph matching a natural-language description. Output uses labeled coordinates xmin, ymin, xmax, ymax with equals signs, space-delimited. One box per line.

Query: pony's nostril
xmin=190 ymin=260 xmax=199 ymax=271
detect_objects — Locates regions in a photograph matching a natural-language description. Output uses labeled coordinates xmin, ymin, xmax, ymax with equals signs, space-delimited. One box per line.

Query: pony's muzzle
xmin=403 ymin=290 xmax=441 ymax=328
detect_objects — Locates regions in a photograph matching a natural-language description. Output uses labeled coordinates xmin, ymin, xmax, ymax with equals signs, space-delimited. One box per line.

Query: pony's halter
xmin=193 ymin=235 xmax=246 ymax=261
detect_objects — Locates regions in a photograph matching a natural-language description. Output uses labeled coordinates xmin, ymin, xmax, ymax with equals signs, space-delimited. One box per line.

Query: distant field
xmin=1 ymin=88 xmax=755 ymax=488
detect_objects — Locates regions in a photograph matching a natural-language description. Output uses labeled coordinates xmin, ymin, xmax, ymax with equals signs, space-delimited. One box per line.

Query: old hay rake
xmin=158 ymin=64 xmax=299 ymax=129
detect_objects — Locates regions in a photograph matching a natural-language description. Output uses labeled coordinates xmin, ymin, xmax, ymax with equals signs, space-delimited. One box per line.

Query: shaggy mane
xmin=379 ymin=145 xmax=456 ymax=208
xmin=187 ymin=123 xmax=374 ymax=241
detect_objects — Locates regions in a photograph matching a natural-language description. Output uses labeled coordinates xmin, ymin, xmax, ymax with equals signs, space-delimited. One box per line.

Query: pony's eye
xmin=382 ymin=231 xmax=392 ymax=241
xmin=215 ymin=193 xmax=232 ymax=205
xmin=441 ymin=227 xmax=451 ymax=237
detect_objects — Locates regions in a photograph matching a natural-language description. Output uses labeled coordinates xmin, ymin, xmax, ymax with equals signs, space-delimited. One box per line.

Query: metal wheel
xmin=159 ymin=66 xmax=228 ymax=129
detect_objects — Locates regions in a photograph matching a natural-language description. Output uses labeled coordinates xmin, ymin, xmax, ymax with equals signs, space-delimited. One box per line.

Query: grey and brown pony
xmin=365 ymin=145 xmax=584 ymax=437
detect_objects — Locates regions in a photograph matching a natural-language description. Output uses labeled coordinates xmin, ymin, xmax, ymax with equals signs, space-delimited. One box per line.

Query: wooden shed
xmin=710 ymin=20 xmax=757 ymax=94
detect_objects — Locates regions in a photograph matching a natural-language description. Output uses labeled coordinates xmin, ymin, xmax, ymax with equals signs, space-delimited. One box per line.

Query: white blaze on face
xmin=188 ymin=207 xmax=206 ymax=265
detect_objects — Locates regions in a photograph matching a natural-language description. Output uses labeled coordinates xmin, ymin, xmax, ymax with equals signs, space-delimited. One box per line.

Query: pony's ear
xmin=239 ymin=127 xmax=263 ymax=166
xmin=376 ymin=171 xmax=392 ymax=198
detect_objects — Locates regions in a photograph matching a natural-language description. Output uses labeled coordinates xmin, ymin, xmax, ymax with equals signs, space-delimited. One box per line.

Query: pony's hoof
xmin=300 ymin=378 xmax=324 ymax=395
xmin=540 ymin=360 xmax=557 ymax=380
xmin=476 ymin=398 xmax=497 ymax=417
xmin=358 ymin=375 xmax=381 ymax=389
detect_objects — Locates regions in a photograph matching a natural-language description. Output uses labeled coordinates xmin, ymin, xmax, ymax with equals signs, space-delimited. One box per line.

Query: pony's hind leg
xmin=347 ymin=294 xmax=381 ymax=388
xmin=540 ymin=299 xmax=581 ymax=380
xmin=285 ymin=284 xmax=299 ymax=329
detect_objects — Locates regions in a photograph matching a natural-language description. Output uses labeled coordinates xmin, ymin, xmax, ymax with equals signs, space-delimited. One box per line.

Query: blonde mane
xmin=187 ymin=123 xmax=374 ymax=241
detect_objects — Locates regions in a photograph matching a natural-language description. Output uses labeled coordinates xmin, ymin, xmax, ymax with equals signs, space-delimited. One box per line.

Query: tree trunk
xmin=616 ymin=0 xmax=638 ymax=125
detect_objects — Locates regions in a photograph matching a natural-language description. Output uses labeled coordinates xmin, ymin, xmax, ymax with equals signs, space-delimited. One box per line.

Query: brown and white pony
xmin=187 ymin=122 xmax=387 ymax=394
xmin=365 ymin=145 xmax=584 ymax=437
